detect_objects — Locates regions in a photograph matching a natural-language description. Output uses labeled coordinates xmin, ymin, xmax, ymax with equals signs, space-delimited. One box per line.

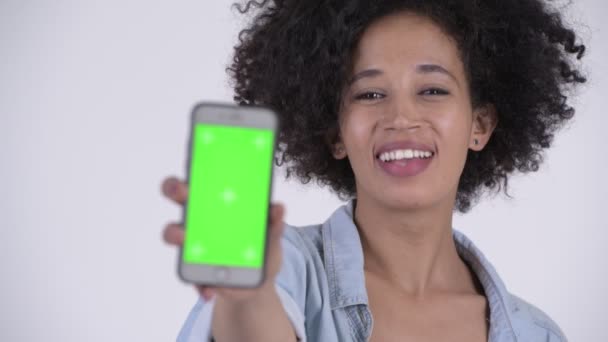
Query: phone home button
xmin=215 ymin=267 xmax=229 ymax=281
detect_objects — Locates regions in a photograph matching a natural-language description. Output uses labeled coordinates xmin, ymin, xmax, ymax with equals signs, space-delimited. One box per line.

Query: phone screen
xmin=183 ymin=123 xmax=275 ymax=269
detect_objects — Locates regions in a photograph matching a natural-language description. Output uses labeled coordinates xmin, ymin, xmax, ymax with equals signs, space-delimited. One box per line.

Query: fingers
xmin=262 ymin=203 xmax=286 ymax=282
xmin=161 ymin=176 xmax=188 ymax=205
xmin=269 ymin=203 xmax=285 ymax=237
xmin=196 ymin=286 xmax=216 ymax=301
xmin=270 ymin=203 xmax=285 ymax=226
xmin=163 ymin=222 xmax=184 ymax=245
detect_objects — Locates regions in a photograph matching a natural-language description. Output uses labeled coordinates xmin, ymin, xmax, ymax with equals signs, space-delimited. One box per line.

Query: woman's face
xmin=334 ymin=12 xmax=495 ymax=211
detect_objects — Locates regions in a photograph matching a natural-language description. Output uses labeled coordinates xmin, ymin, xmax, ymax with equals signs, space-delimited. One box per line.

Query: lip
xmin=373 ymin=140 xmax=436 ymax=178
xmin=374 ymin=140 xmax=436 ymax=158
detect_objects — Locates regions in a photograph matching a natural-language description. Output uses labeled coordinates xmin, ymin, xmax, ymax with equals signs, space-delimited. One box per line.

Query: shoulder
xmin=275 ymin=222 xmax=328 ymax=306
xmin=282 ymin=222 xmax=324 ymax=256
xmin=452 ymin=230 xmax=567 ymax=341
xmin=507 ymin=294 xmax=567 ymax=342
xmin=280 ymin=222 xmax=325 ymax=269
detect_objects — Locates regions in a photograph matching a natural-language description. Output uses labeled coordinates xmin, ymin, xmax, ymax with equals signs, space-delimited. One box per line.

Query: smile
xmin=374 ymin=141 xmax=436 ymax=178
xmin=378 ymin=149 xmax=434 ymax=162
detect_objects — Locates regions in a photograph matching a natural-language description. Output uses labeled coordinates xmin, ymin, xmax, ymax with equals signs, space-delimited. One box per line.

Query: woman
xmin=162 ymin=0 xmax=586 ymax=341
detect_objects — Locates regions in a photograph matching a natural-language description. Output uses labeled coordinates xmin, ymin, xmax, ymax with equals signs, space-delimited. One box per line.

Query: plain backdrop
xmin=0 ymin=0 xmax=606 ymax=341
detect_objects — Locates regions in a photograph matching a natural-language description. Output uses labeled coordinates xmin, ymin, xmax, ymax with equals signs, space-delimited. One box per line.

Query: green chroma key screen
xmin=183 ymin=123 xmax=274 ymax=268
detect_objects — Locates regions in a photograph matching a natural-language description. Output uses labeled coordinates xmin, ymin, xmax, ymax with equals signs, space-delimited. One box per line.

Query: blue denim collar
xmin=322 ymin=199 xmax=369 ymax=309
xmin=321 ymin=199 xmax=519 ymax=341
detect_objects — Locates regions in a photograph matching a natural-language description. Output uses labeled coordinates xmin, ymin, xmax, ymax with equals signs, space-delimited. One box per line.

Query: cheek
xmin=341 ymin=111 xmax=376 ymax=151
xmin=433 ymin=108 xmax=473 ymax=147
xmin=433 ymin=112 xmax=474 ymax=183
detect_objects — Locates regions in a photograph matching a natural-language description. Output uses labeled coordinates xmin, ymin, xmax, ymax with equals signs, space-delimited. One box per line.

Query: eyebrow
xmin=348 ymin=69 xmax=383 ymax=85
xmin=416 ymin=64 xmax=458 ymax=83
xmin=348 ymin=63 xmax=458 ymax=85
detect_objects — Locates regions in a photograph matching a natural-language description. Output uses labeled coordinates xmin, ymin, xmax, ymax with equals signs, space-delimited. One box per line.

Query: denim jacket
xmin=177 ymin=200 xmax=567 ymax=342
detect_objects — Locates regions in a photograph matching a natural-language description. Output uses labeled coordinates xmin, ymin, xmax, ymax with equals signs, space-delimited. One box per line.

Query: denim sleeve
xmin=175 ymin=284 xmax=306 ymax=342
xmin=176 ymin=298 xmax=212 ymax=342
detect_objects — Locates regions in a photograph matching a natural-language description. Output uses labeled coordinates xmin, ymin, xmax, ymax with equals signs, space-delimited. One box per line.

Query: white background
xmin=0 ymin=0 xmax=606 ymax=341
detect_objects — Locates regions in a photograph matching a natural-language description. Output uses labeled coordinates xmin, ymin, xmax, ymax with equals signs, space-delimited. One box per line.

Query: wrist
xmin=216 ymin=281 xmax=277 ymax=307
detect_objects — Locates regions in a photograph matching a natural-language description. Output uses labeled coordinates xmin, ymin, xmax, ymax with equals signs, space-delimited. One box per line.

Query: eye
xmin=420 ymin=88 xmax=449 ymax=96
xmin=354 ymin=91 xmax=385 ymax=101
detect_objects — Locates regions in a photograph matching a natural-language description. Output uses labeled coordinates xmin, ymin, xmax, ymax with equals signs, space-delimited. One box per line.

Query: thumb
xmin=268 ymin=203 xmax=285 ymax=240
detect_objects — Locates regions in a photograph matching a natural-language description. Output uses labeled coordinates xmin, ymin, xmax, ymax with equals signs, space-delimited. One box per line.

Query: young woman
xmin=162 ymin=0 xmax=586 ymax=341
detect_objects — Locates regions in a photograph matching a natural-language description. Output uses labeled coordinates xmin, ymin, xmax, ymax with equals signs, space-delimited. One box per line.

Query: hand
xmin=161 ymin=176 xmax=286 ymax=303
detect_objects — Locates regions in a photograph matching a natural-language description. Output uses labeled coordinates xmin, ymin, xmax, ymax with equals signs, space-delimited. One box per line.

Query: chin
xmin=356 ymin=178 xmax=449 ymax=211
xmin=376 ymin=188 xmax=439 ymax=211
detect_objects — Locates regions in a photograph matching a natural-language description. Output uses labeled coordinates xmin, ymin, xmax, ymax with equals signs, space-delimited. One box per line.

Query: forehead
xmin=352 ymin=12 xmax=463 ymax=73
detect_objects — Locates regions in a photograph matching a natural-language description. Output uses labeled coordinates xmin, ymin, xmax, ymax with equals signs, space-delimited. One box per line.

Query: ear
xmin=469 ymin=104 xmax=498 ymax=151
xmin=324 ymin=125 xmax=347 ymax=159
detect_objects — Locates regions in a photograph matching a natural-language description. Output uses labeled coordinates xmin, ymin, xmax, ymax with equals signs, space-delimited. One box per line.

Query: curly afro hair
xmin=228 ymin=0 xmax=587 ymax=212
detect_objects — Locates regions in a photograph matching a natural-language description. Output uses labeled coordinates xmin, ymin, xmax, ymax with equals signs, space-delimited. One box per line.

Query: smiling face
xmin=333 ymin=12 xmax=496 ymax=211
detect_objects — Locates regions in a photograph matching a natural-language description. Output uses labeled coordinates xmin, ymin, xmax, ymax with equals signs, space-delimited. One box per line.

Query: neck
xmin=354 ymin=194 xmax=478 ymax=298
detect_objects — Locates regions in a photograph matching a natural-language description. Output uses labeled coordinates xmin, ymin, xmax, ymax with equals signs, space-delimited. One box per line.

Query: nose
xmin=381 ymin=98 xmax=421 ymax=131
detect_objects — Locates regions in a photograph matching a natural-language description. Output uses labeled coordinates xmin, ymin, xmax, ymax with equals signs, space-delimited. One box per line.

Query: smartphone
xmin=178 ymin=102 xmax=278 ymax=287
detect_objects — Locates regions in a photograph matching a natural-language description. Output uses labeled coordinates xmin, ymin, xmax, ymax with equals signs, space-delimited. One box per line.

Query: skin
xmin=332 ymin=12 xmax=497 ymax=341
xmin=162 ymin=10 xmax=497 ymax=342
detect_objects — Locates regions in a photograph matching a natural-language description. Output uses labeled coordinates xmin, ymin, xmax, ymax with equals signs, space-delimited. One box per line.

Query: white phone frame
xmin=178 ymin=102 xmax=278 ymax=288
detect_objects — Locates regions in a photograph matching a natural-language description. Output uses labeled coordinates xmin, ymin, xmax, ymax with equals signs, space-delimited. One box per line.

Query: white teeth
xmin=378 ymin=149 xmax=434 ymax=162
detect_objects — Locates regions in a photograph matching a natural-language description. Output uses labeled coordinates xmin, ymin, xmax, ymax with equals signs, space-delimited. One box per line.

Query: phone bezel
xmin=178 ymin=102 xmax=279 ymax=288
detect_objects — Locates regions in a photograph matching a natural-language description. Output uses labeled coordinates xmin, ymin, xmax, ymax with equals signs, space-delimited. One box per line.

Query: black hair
xmin=229 ymin=0 xmax=587 ymax=212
